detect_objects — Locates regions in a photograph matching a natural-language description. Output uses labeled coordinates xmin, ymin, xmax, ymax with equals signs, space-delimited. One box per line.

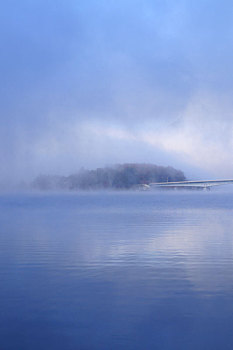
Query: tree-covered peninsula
xmin=32 ymin=164 xmax=186 ymax=191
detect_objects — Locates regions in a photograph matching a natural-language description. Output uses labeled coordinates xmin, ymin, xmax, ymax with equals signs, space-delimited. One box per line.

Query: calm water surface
xmin=0 ymin=191 xmax=233 ymax=349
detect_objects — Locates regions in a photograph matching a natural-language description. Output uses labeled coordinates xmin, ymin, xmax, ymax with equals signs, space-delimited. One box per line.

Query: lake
xmin=0 ymin=191 xmax=233 ymax=349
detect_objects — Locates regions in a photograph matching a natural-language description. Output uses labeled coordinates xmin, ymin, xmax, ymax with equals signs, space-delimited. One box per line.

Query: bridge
xmin=140 ymin=179 xmax=233 ymax=190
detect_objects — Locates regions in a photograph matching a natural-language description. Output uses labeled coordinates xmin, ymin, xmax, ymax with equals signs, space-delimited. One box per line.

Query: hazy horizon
xmin=1 ymin=0 xmax=233 ymax=186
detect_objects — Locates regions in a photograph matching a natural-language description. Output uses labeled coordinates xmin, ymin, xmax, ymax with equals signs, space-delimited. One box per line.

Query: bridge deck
xmin=149 ymin=179 xmax=233 ymax=188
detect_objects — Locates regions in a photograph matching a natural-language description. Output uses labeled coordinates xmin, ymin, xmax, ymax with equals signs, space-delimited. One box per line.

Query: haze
xmin=1 ymin=0 xmax=233 ymax=186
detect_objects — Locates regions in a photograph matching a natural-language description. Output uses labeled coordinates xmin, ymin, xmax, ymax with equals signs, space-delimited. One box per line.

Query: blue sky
xmin=1 ymin=0 xmax=233 ymax=183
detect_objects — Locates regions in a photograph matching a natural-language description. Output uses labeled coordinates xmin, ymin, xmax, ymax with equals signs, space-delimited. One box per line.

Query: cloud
xmin=1 ymin=0 xmax=233 ymax=184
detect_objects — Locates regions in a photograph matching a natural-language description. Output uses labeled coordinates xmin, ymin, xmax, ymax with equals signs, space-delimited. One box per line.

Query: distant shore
xmin=32 ymin=163 xmax=186 ymax=191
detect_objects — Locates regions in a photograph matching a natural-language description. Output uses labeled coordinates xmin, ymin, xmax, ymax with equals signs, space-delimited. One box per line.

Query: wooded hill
xmin=32 ymin=163 xmax=186 ymax=190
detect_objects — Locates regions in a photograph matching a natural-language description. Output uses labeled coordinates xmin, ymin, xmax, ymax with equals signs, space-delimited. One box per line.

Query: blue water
xmin=0 ymin=191 xmax=233 ymax=349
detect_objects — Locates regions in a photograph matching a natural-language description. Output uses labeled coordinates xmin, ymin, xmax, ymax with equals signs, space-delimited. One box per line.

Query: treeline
xmin=32 ymin=163 xmax=186 ymax=191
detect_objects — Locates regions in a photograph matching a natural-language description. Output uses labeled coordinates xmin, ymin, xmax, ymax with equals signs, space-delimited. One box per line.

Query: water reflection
xmin=0 ymin=192 xmax=233 ymax=349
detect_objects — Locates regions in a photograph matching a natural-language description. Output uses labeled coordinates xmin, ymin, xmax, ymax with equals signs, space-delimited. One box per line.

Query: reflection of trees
xmin=32 ymin=163 xmax=186 ymax=190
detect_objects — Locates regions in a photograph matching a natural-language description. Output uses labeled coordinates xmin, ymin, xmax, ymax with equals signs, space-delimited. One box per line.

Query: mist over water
xmin=1 ymin=1 xmax=233 ymax=184
xmin=1 ymin=191 xmax=233 ymax=349
xmin=1 ymin=1 xmax=233 ymax=349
